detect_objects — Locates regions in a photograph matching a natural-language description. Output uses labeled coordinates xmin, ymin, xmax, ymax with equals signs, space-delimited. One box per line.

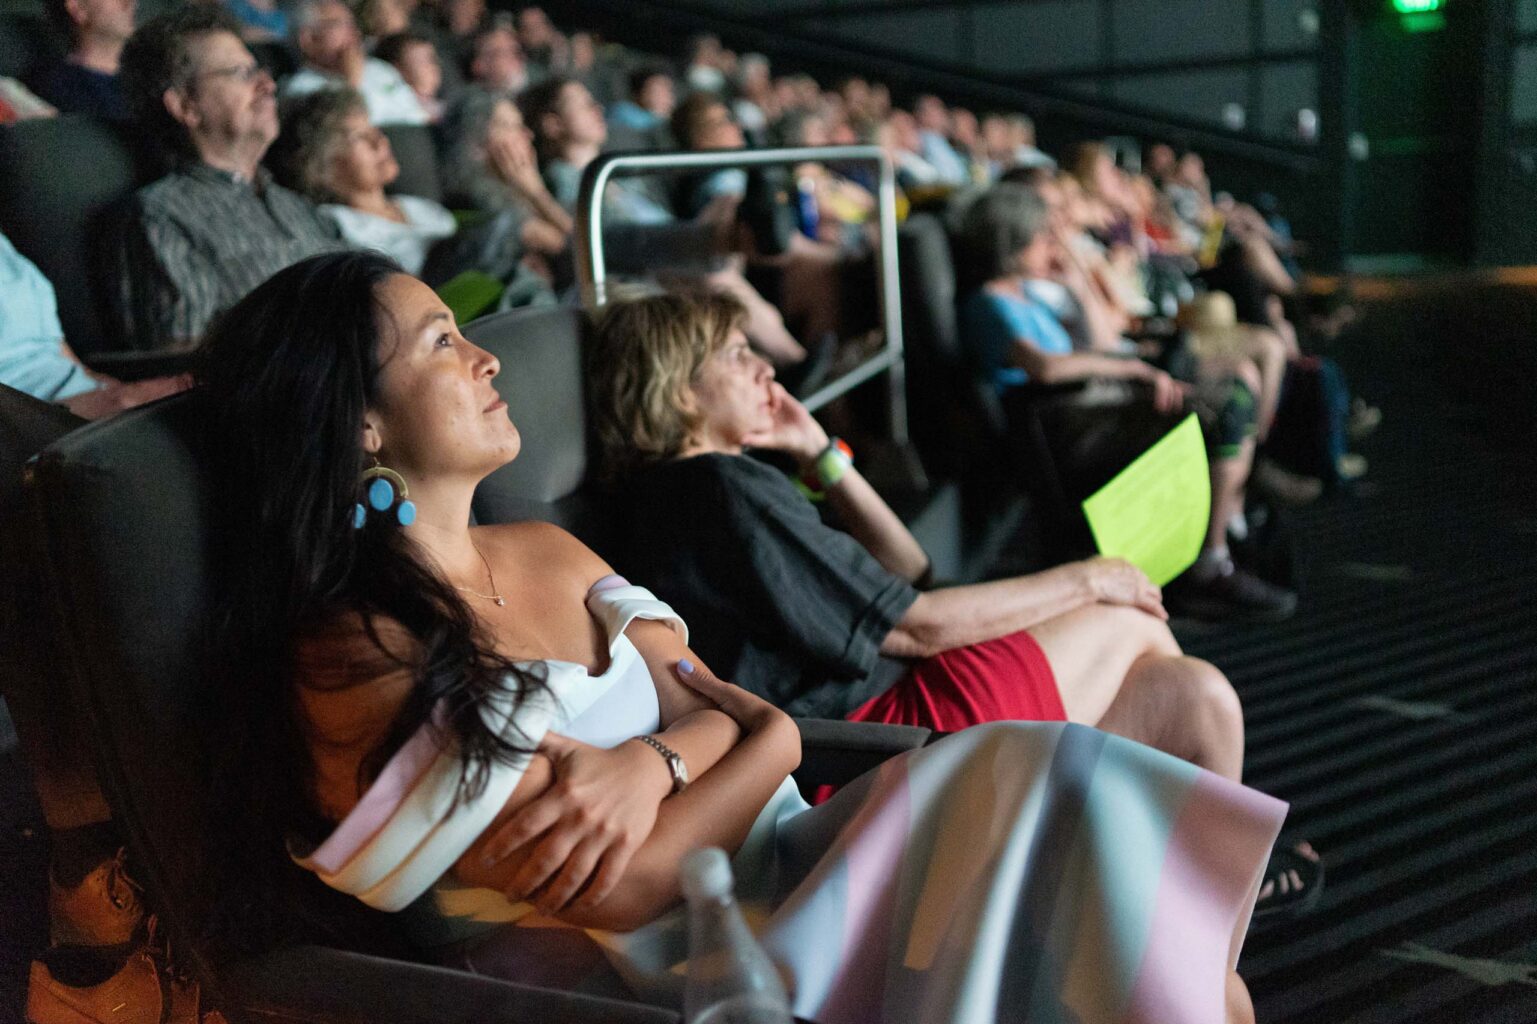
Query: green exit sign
xmin=1390 ymin=0 xmax=1444 ymax=11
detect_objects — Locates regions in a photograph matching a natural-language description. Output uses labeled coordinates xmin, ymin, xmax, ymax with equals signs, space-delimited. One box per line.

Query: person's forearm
xmin=825 ymin=467 xmax=931 ymax=583
xmin=652 ymin=707 xmax=740 ymax=785
xmin=1028 ymin=349 xmax=1148 ymax=385
xmin=526 ymin=188 xmax=573 ymax=235
xmin=882 ymin=562 xmax=1095 ymax=658
xmin=1073 ymin=275 xmax=1130 ymax=352
xmin=558 ymin=715 xmax=801 ymax=930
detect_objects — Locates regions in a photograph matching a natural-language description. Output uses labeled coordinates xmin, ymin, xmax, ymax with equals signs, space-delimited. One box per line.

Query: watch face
xmin=669 ymin=753 xmax=689 ymax=789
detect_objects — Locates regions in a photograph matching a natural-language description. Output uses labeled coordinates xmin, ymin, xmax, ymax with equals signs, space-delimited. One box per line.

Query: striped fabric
xmin=455 ymin=723 xmax=1286 ymax=1023
xmin=295 ymin=584 xmax=1287 ymax=1022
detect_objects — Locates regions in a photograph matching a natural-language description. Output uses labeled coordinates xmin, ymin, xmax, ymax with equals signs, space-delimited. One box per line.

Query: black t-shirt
xmin=619 ymin=454 xmax=918 ymax=718
xmin=31 ymin=61 xmax=127 ymax=122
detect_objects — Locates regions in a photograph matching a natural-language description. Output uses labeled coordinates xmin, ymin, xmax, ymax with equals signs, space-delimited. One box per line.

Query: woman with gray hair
xmin=270 ymin=87 xmax=455 ymax=275
xmin=273 ymin=86 xmax=558 ymax=305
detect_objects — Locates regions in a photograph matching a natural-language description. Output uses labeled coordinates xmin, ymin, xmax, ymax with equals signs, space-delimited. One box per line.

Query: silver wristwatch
xmin=635 ymin=735 xmax=689 ymax=795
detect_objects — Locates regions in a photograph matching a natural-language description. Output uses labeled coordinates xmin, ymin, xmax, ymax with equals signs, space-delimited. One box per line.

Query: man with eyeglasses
xmin=282 ymin=0 xmax=428 ymax=126
xmin=115 ymin=5 xmax=343 ymax=351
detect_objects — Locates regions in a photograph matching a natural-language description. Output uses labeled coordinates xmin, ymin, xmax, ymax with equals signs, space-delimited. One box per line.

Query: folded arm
xmin=444 ymin=578 xmax=798 ymax=927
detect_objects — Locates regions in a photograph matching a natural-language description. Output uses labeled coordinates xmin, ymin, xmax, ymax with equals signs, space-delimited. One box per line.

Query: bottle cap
xmin=680 ymin=847 xmax=734 ymax=901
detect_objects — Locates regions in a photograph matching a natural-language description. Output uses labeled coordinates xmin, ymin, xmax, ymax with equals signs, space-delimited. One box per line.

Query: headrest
xmin=0 ymin=116 xmax=146 ymax=355
xmin=30 ymin=389 xmax=213 ymax=730
xmin=464 ymin=304 xmax=595 ymax=530
xmin=381 ymin=124 xmax=444 ymax=205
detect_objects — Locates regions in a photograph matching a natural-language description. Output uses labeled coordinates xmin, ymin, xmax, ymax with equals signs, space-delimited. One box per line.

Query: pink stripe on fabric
xmin=818 ymin=760 xmax=913 ymax=1024
xmin=305 ymin=720 xmax=447 ymax=875
xmin=1121 ymin=773 xmax=1287 ymax=1024
xmin=587 ymin=574 xmax=630 ymax=595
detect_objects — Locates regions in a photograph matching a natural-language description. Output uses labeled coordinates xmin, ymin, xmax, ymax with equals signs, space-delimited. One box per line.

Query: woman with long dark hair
xmin=196 ymin=251 xmax=1284 ymax=1023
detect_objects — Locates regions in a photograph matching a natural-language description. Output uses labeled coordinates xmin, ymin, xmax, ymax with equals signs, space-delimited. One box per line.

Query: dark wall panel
xmin=1514 ymin=44 xmax=1537 ymax=125
xmin=810 ymin=10 xmax=964 ymax=66
xmin=1109 ymin=68 xmax=1248 ymax=128
xmin=1520 ymin=0 xmax=1537 ymax=34
xmin=1110 ymin=0 xmax=1249 ymax=64
xmin=969 ymin=0 xmax=1102 ymax=75
xmin=1258 ymin=61 xmax=1317 ymax=141
xmin=1262 ymin=0 xmax=1321 ymax=52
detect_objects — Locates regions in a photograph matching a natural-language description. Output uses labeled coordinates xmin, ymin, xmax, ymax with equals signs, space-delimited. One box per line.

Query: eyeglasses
xmin=195 ymin=62 xmax=268 ymax=85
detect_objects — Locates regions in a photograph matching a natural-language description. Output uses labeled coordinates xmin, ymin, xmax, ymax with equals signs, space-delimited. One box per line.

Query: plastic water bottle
xmin=680 ymin=847 xmax=793 ymax=1024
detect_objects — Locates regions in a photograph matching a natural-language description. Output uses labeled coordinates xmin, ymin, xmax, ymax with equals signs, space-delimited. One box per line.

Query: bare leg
xmin=1227 ymin=970 xmax=1256 ymax=1024
xmin=1028 ymin=604 xmax=1245 ymax=780
xmin=705 ymin=267 xmax=806 ymax=365
xmin=770 ymin=237 xmax=844 ymax=343
xmin=1208 ymin=437 xmax=1255 ymax=551
xmin=1200 ymin=358 xmax=1269 ymax=446
xmin=1264 ymin=295 xmax=1301 ymax=357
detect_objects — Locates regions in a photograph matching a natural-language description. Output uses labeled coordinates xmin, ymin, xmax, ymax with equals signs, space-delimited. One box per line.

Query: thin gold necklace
xmin=455 ymin=539 xmax=505 ymax=607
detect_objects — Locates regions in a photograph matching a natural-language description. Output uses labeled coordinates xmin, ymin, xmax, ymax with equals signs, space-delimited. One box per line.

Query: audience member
xmin=669 ymin=92 xmax=749 ymax=218
xmin=565 ymin=30 xmax=610 ymax=101
xmin=732 ymin=52 xmax=773 ymax=143
xmin=356 ymin=0 xmax=414 ymax=46
xmin=957 ymin=185 xmax=1295 ymax=621
xmin=373 ymin=30 xmax=445 ymax=122
xmin=1009 ymin=113 xmax=1054 ymax=169
xmin=606 ymin=64 xmax=673 ymax=148
xmin=193 ymin=251 xmax=1279 ymax=1022
xmin=523 ymin=77 xmax=666 ymax=219
xmin=777 ymin=111 xmax=876 ymax=246
xmin=466 ymin=20 xmax=536 ymax=99
xmin=521 ymin=78 xmax=809 ymax=365
xmin=514 ymin=5 xmax=564 ymax=78
xmin=283 ymin=0 xmax=428 ymax=125
xmin=884 ymin=109 xmax=942 ymax=191
xmin=436 ymin=88 xmax=570 ymax=294
xmin=271 ymin=88 xmax=454 ymax=277
xmin=0 ymin=232 xmax=187 ymax=419
xmin=591 ymin=290 xmax=1250 ymax=782
xmin=948 ymin=106 xmax=987 ymax=183
xmin=224 ymin=0 xmax=289 ymax=41
xmin=117 ymin=4 xmax=342 ymax=350
xmin=428 ymin=0 xmax=485 ymax=72
xmin=32 ymin=0 xmax=135 ymax=121
xmin=683 ymin=33 xmax=726 ymax=93
xmin=443 ymin=89 xmax=566 ymax=227
xmin=912 ymin=94 xmax=968 ymax=187
xmin=670 ymin=93 xmax=848 ymax=348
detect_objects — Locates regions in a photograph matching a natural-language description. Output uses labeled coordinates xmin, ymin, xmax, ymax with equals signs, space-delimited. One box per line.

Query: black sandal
xmin=1251 ymin=841 xmax=1324 ymax=926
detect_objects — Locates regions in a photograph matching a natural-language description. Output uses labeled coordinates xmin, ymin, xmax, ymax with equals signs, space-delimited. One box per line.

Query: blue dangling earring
xmin=354 ymin=458 xmax=417 ymax=528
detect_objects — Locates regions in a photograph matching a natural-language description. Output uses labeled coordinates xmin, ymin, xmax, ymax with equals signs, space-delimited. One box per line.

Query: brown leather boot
xmin=25 ymin=949 xmax=227 ymax=1024
xmin=48 ymin=848 xmax=144 ymax=949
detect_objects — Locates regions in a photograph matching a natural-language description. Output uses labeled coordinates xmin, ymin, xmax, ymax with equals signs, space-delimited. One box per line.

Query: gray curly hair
xmin=269 ymin=87 xmax=368 ymax=204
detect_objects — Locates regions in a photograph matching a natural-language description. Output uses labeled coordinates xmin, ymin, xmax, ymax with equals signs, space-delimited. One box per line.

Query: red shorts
xmin=847 ymin=630 xmax=1066 ymax=731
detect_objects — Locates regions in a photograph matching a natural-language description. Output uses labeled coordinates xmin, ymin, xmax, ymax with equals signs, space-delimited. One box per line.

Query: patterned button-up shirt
xmin=117 ymin=162 xmax=343 ymax=351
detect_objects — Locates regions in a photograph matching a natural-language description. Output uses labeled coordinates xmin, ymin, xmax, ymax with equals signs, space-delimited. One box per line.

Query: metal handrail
xmin=573 ymin=145 xmax=907 ymax=441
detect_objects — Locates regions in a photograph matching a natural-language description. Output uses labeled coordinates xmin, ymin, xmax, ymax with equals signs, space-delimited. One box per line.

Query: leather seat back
xmin=0 ymin=116 xmax=146 ymax=355
xmin=464 ymin=305 xmax=617 ymax=554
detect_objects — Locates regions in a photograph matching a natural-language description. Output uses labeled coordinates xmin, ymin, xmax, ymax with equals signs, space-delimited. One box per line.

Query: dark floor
xmin=2 ymin=284 xmax=1535 ymax=1023
xmin=1179 ymin=286 xmax=1537 ymax=1024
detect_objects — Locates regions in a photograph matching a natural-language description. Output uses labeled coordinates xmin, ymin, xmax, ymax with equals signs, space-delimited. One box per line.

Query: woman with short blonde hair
xmin=588 ymin=289 xmax=746 ymax=478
